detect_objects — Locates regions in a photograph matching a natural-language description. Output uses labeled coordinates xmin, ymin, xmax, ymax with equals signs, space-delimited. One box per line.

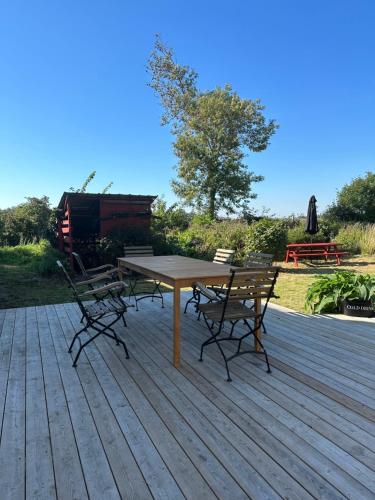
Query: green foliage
xmin=246 ymin=219 xmax=288 ymax=259
xmin=88 ymin=226 xmax=151 ymax=266
xmin=151 ymin=197 xmax=191 ymax=233
xmin=287 ymin=218 xmax=340 ymax=244
xmin=102 ymin=182 xmax=113 ymax=194
xmin=335 ymin=223 xmax=375 ymax=255
xmin=148 ymin=37 xmax=277 ymax=219
xmin=166 ymin=219 xmax=249 ymax=263
xmin=69 ymin=170 xmax=114 ymax=194
xmin=0 ymin=196 xmax=56 ymax=246
xmin=305 ymin=271 xmax=375 ymax=314
xmin=0 ymin=240 xmax=64 ymax=275
xmin=325 ymin=171 xmax=375 ymax=223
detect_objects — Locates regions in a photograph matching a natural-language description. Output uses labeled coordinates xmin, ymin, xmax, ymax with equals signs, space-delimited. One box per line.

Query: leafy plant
xmin=0 ymin=240 xmax=65 ymax=275
xmin=246 ymin=219 xmax=288 ymax=259
xmin=325 ymin=171 xmax=375 ymax=223
xmin=305 ymin=271 xmax=375 ymax=314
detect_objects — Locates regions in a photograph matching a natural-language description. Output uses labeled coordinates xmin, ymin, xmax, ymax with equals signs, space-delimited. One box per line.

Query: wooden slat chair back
xmin=56 ymin=260 xmax=129 ymax=367
xmin=237 ymin=257 xmax=275 ymax=335
xmin=184 ymin=248 xmax=235 ymax=315
xmin=122 ymin=245 xmax=164 ymax=310
xmin=244 ymin=252 xmax=273 ymax=268
xmin=124 ymin=245 xmax=154 ymax=257
xmin=198 ymin=266 xmax=279 ymax=381
xmin=213 ymin=248 xmax=235 ymax=265
xmin=226 ymin=267 xmax=277 ymax=302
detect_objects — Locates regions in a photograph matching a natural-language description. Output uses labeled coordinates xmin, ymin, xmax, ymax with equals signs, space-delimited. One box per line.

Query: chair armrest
xmin=76 ymin=271 xmax=117 ymax=286
xmin=78 ymin=281 xmax=127 ymax=297
xmin=209 ymin=285 xmax=228 ymax=295
xmin=86 ymin=264 xmax=115 ymax=273
xmin=195 ymin=282 xmax=221 ymax=301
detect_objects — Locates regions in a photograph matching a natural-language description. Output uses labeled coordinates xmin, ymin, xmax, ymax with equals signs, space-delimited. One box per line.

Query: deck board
xmin=0 ymin=293 xmax=374 ymax=499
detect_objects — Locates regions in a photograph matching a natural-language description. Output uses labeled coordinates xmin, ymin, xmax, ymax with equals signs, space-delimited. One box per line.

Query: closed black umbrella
xmin=305 ymin=195 xmax=319 ymax=237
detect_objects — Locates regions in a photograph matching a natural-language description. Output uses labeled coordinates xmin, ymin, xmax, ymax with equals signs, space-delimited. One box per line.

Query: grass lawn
xmin=272 ymin=255 xmax=375 ymax=312
xmin=1 ymin=254 xmax=374 ymax=313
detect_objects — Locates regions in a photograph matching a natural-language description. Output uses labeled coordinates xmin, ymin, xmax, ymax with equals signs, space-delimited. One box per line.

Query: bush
xmin=93 ymin=226 xmax=152 ymax=265
xmin=246 ymin=219 xmax=288 ymax=260
xmin=0 ymin=240 xmax=64 ymax=275
xmin=169 ymin=220 xmax=249 ymax=263
xmin=0 ymin=197 xmax=56 ymax=246
xmin=287 ymin=219 xmax=341 ymax=244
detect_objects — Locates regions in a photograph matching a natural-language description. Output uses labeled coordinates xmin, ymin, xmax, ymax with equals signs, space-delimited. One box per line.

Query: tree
xmin=325 ymin=172 xmax=375 ymax=223
xmin=0 ymin=196 xmax=54 ymax=245
xmin=148 ymin=36 xmax=277 ymax=219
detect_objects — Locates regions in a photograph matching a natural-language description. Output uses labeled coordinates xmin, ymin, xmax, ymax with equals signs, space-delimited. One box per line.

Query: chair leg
xmin=184 ymin=294 xmax=197 ymax=314
xmin=71 ymin=315 xmax=129 ymax=367
xmin=68 ymin=324 xmax=88 ymax=353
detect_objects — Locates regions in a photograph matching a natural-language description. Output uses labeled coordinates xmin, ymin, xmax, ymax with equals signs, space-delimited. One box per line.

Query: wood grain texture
xmin=0 ymin=295 xmax=374 ymax=499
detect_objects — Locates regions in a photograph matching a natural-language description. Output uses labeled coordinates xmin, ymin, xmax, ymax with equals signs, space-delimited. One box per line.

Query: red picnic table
xmin=285 ymin=242 xmax=345 ymax=267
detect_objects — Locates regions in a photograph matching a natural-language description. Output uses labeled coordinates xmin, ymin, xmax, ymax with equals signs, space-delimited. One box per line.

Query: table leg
xmin=254 ymin=297 xmax=262 ymax=352
xmin=173 ymin=285 xmax=181 ymax=367
xmin=285 ymin=250 xmax=290 ymax=263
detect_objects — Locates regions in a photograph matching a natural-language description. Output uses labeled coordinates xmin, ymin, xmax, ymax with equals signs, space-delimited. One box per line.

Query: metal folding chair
xmin=244 ymin=252 xmax=274 ymax=333
xmin=57 ymin=260 xmax=130 ymax=367
xmin=198 ymin=267 xmax=279 ymax=381
xmin=72 ymin=251 xmax=119 ymax=283
xmin=123 ymin=245 xmax=164 ymax=311
xmin=184 ymin=248 xmax=234 ymax=316
xmin=244 ymin=252 xmax=274 ymax=268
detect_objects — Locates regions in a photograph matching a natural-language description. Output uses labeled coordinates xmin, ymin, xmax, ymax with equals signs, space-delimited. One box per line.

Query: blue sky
xmin=1 ymin=0 xmax=374 ymax=216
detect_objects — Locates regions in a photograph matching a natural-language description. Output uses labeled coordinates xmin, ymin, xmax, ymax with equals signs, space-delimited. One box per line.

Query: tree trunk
xmin=208 ymin=189 xmax=216 ymax=219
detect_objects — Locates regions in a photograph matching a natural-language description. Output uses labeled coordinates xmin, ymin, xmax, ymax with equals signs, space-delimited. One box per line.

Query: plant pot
xmin=342 ymin=299 xmax=374 ymax=318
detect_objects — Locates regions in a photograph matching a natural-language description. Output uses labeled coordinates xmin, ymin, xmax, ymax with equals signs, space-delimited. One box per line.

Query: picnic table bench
xmin=285 ymin=242 xmax=345 ymax=267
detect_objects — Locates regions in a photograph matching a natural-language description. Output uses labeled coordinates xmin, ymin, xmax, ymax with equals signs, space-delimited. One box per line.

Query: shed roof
xmin=58 ymin=192 xmax=157 ymax=209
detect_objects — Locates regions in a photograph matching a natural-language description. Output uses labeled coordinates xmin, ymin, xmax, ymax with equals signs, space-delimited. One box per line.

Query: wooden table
xmin=285 ymin=242 xmax=345 ymax=267
xmin=117 ymin=255 xmax=262 ymax=367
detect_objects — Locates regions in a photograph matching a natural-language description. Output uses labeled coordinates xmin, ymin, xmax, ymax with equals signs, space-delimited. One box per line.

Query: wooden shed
xmin=57 ymin=192 xmax=156 ymax=264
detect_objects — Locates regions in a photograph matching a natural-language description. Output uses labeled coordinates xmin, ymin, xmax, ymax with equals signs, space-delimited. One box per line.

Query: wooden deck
xmin=0 ymin=293 xmax=374 ymax=499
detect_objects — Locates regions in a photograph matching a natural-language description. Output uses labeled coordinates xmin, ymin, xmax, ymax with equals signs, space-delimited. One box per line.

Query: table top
xmin=286 ymin=242 xmax=341 ymax=249
xmin=117 ymin=255 xmax=234 ymax=287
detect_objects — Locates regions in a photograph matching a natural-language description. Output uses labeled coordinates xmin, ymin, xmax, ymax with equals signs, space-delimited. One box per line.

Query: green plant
xmin=0 ymin=240 xmax=65 ymax=275
xmin=246 ymin=219 xmax=288 ymax=259
xmin=305 ymin=271 xmax=375 ymax=314
xmin=0 ymin=196 xmax=55 ymax=246
xmin=286 ymin=218 xmax=340 ymax=244
xmin=325 ymin=171 xmax=375 ymax=223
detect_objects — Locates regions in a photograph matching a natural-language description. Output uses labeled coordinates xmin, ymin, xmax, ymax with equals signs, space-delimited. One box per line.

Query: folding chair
xmin=244 ymin=252 xmax=274 ymax=333
xmin=244 ymin=252 xmax=274 ymax=268
xmin=184 ymin=248 xmax=234 ymax=315
xmin=57 ymin=260 xmax=130 ymax=367
xmin=72 ymin=252 xmax=119 ymax=283
xmin=198 ymin=267 xmax=279 ymax=381
xmin=123 ymin=245 xmax=164 ymax=311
